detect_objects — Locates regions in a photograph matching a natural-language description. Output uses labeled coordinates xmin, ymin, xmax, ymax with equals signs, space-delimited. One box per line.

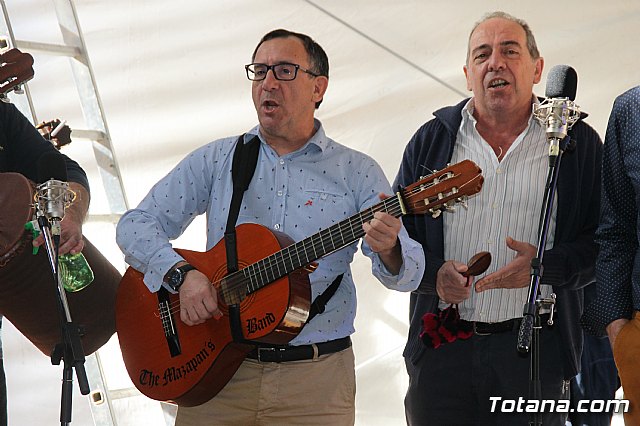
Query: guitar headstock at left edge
xmin=0 ymin=48 xmax=35 ymax=96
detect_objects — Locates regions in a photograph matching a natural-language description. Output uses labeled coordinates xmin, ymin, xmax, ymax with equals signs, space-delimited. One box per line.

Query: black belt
xmin=464 ymin=314 xmax=551 ymax=336
xmin=246 ymin=337 xmax=352 ymax=363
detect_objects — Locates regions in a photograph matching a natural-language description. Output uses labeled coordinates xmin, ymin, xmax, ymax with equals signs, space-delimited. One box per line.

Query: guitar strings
xmin=161 ymin=170 xmax=477 ymax=317
xmin=161 ymin=174 xmax=466 ymax=316
xmin=160 ymin=174 xmax=465 ymax=316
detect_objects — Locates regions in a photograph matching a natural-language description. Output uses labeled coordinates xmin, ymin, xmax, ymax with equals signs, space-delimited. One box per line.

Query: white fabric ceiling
xmin=2 ymin=0 xmax=637 ymax=424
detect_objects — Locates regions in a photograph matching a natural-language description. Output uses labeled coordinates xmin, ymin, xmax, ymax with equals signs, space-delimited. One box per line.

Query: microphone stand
xmin=35 ymin=212 xmax=90 ymax=426
xmin=516 ymin=136 xmax=568 ymax=426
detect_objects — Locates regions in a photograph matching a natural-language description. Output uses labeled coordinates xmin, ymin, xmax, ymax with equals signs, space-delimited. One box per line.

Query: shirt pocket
xmin=302 ymin=188 xmax=349 ymax=231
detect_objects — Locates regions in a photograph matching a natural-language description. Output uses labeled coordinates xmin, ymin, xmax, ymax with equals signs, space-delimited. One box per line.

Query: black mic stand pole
xmin=516 ymin=136 xmax=568 ymax=426
xmin=35 ymin=212 xmax=89 ymax=426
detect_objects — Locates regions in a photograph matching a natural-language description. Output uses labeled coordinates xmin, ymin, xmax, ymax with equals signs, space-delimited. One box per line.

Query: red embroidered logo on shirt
xmin=304 ymin=200 xmax=313 ymax=206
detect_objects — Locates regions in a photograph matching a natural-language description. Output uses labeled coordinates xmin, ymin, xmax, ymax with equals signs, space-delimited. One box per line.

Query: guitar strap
xmin=225 ymin=134 xmax=260 ymax=274
xmin=306 ymin=273 xmax=343 ymax=324
xmin=226 ymin=134 xmax=260 ymax=343
xmin=224 ymin=134 xmax=345 ymax=340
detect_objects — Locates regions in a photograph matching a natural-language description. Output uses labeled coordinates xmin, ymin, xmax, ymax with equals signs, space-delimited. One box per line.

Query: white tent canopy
xmin=3 ymin=1 xmax=637 ymax=424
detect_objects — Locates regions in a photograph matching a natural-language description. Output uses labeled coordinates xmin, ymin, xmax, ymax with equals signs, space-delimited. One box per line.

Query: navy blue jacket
xmin=584 ymin=86 xmax=640 ymax=336
xmin=394 ymin=98 xmax=602 ymax=379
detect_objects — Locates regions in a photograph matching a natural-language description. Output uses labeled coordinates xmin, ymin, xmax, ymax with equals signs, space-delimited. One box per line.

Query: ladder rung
xmin=104 ymin=387 xmax=143 ymax=401
xmin=71 ymin=128 xmax=106 ymax=142
xmin=86 ymin=213 xmax=121 ymax=223
xmin=15 ymin=39 xmax=81 ymax=58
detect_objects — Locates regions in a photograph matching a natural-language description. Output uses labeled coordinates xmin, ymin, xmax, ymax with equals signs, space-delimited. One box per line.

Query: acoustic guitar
xmin=115 ymin=159 xmax=484 ymax=406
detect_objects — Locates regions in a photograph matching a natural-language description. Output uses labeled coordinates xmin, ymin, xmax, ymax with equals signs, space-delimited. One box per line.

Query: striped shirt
xmin=440 ymin=99 xmax=554 ymax=322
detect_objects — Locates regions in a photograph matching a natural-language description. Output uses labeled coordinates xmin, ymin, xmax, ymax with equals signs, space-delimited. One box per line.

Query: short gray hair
xmin=466 ymin=11 xmax=540 ymax=64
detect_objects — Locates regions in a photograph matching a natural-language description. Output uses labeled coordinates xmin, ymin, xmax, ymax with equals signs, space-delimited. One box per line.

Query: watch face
xmin=168 ymin=268 xmax=184 ymax=290
xmin=167 ymin=264 xmax=195 ymax=290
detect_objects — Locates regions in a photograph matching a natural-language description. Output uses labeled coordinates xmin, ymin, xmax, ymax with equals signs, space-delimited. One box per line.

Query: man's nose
xmin=487 ymin=52 xmax=506 ymax=72
xmin=261 ymin=68 xmax=279 ymax=89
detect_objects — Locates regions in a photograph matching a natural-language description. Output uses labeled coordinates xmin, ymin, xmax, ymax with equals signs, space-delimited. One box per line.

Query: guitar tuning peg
xmin=430 ymin=208 xmax=442 ymax=219
xmin=444 ymin=201 xmax=456 ymax=212
xmin=456 ymin=197 xmax=469 ymax=210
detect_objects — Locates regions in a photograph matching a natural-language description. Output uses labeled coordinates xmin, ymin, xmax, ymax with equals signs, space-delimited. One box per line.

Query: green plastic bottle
xmin=24 ymin=220 xmax=94 ymax=292
xmin=58 ymin=252 xmax=94 ymax=292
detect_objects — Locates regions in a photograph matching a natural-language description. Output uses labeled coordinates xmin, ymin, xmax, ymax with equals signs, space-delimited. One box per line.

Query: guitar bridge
xmin=157 ymin=288 xmax=181 ymax=357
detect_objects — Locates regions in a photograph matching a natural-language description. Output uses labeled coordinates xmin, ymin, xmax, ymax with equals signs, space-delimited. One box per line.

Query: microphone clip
xmin=533 ymin=97 xmax=581 ymax=140
xmin=33 ymin=180 xmax=75 ymax=236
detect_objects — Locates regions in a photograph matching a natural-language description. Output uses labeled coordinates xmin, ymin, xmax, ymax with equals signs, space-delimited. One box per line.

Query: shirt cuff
xmin=143 ymin=247 xmax=185 ymax=292
xmin=368 ymin=228 xmax=424 ymax=292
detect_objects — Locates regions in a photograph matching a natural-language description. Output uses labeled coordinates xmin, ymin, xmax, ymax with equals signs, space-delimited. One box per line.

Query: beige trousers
xmin=175 ymin=347 xmax=356 ymax=426
xmin=613 ymin=311 xmax=640 ymax=425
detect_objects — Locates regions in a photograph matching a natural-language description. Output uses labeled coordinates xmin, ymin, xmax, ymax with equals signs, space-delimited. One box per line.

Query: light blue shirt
xmin=116 ymin=120 xmax=424 ymax=344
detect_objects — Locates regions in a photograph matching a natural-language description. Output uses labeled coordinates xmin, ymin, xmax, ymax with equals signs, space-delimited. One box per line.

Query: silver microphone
xmin=36 ymin=152 xmax=75 ymax=235
xmin=533 ymin=65 xmax=581 ymax=157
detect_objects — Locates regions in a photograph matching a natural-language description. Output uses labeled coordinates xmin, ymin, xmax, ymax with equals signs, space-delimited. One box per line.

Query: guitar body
xmin=116 ymin=223 xmax=311 ymax=406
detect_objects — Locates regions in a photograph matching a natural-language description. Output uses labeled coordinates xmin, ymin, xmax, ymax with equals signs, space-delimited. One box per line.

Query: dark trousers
xmin=405 ymin=323 xmax=568 ymax=426
xmin=568 ymin=333 xmax=618 ymax=426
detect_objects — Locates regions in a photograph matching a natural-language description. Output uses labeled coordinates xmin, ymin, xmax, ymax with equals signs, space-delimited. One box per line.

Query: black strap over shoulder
xmin=225 ymin=134 xmax=260 ymax=344
xmin=225 ymin=134 xmax=260 ymax=274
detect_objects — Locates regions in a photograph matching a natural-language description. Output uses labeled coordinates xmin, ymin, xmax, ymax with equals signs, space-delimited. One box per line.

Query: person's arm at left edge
xmin=1 ymin=102 xmax=92 ymax=255
xmin=58 ymin=179 xmax=90 ymax=255
xmin=59 ymin=149 xmax=91 ymax=255
xmin=31 ymin=153 xmax=90 ymax=255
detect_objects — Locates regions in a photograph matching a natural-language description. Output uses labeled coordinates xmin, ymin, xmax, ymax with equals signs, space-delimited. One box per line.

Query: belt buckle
xmin=257 ymin=347 xmax=276 ymax=362
xmin=472 ymin=322 xmax=491 ymax=336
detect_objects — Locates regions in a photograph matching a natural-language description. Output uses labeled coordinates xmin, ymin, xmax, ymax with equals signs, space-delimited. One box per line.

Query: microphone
xmin=36 ymin=152 xmax=75 ymax=236
xmin=533 ymin=65 xmax=581 ymax=158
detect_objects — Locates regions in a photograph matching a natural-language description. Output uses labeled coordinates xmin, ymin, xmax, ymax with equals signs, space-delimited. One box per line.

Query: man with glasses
xmin=116 ymin=28 xmax=424 ymax=425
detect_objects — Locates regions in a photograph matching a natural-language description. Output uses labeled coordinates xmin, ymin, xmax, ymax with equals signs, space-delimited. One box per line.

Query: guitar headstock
xmin=37 ymin=119 xmax=72 ymax=150
xmin=0 ymin=48 xmax=34 ymax=96
xmin=401 ymin=159 xmax=484 ymax=218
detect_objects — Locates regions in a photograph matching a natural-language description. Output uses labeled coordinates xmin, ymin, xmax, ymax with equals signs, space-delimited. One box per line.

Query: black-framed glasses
xmin=245 ymin=63 xmax=319 ymax=81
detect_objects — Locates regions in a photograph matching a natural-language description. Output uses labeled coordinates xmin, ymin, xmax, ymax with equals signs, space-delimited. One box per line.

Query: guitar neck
xmin=242 ymin=194 xmax=404 ymax=294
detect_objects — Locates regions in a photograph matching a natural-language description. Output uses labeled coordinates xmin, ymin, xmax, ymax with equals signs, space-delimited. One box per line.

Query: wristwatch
xmin=164 ymin=263 xmax=197 ymax=292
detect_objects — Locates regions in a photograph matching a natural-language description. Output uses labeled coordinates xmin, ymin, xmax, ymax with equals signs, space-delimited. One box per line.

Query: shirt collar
xmin=461 ymin=96 xmax=540 ymax=129
xmin=247 ymin=118 xmax=328 ymax=153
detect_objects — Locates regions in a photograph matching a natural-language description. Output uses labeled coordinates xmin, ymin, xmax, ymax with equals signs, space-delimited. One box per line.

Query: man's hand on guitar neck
xmin=362 ymin=193 xmax=403 ymax=275
xmin=179 ymin=268 xmax=223 ymax=326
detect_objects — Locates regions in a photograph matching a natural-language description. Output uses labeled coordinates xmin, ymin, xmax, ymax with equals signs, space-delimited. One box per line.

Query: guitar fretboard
xmin=240 ymin=195 xmax=404 ymax=294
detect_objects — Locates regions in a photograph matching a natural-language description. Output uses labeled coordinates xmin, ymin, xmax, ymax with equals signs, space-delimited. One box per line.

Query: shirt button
xmin=277 ymin=190 xmax=283 ymax=196
xmin=274 ymin=224 xmax=280 ymax=230
xmin=496 ymin=168 xmax=503 ymax=174
xmin=279 ymin=159 xmax=285 ymax=165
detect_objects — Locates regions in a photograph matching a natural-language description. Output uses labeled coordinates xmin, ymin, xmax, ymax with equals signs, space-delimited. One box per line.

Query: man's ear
xmin=533 ymin=57 xmax=544 ymax=85
xmin=463 ymin=65 xmax=472 ymax=91
xmin=312 ymin=76 xmax=329 ymax=104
